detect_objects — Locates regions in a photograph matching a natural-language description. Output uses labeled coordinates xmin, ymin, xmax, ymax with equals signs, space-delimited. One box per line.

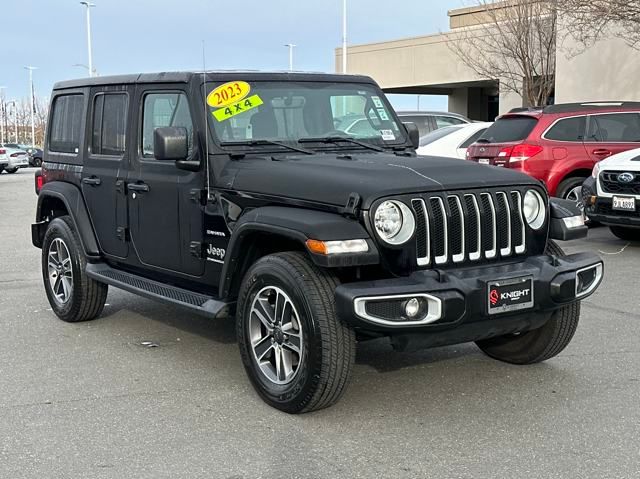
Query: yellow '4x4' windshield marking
xmin=212 ymin=95 xmax=264 ymax=122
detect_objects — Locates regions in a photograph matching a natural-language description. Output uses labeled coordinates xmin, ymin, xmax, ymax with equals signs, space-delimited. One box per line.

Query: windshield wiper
xmin=475 ymin=138 xmax=491 ymax=144
xmin=220 ymin=139 xmax=314 ymax=155
xmin=298 ymin=136 xmax=384 ymax=152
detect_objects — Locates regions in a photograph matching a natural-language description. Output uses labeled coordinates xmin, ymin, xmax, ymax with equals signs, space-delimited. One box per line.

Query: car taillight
xmin=35 ymin=172 xmax=45 ymax=194
xmin=0 ymin=149 xmax=5 ymax=155
xmin=509 ymin=144 xmax=543 ymax=164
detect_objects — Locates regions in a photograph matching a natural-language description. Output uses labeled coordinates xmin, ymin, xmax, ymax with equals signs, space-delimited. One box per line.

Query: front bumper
xmin=336 ymin=252 xmax=603 ymax=349
xmin=583 ymin=176 xmax=640 ymax=226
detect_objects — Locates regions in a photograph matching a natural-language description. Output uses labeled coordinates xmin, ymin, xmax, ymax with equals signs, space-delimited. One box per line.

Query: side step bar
xmin=86 ymin=263 xmax=230 ymax=318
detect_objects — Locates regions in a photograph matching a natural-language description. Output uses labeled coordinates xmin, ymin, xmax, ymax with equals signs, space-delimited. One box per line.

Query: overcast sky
xmin=3 ymin=0 xmax=462 ymax=111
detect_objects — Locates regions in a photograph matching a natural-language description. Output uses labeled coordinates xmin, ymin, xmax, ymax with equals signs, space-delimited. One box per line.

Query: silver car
xmin=0 ymin=144 xmax=29 ymax=173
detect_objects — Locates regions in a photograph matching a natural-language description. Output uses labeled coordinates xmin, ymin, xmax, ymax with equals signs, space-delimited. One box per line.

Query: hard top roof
xmin=53 ymin=70 xmax=376 ymax=90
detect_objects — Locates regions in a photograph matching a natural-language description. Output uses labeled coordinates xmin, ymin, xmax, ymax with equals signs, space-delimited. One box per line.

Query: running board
xmin=86 ymin=263 xmax=230 ymax=318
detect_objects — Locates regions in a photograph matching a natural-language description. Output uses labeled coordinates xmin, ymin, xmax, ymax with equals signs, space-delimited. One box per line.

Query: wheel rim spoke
xmin=248 ymin=285 xmax=304 ymax=386
xmin=47 ymin=238 xmax=73 ymax=304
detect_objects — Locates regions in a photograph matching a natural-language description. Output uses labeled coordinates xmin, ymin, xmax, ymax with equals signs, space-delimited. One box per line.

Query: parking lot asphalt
xmin=0 ymin=168 xmax=639 ymax=479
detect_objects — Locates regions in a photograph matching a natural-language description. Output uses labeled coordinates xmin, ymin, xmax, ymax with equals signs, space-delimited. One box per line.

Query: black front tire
xmin=237 ymin=252 xmax=356 ymax=413
xmin=41 ymin=216 xmax=108 ymax=322
xmin=475 ymin=240 xmax=580 ymax=364
xmin=609 ymin=225 xmax=640 ymax=241
xmin=556 ymin=177 xmax=586 ymax=201
xmin=5 ymin=168 xmax=17 ymax=174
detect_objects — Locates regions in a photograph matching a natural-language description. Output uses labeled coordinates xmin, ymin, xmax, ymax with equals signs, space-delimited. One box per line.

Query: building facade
xmin=336 ymin=3 xmax=640 ymax=120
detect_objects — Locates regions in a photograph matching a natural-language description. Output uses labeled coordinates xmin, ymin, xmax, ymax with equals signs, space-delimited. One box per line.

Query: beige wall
xmin=555 ymin=33 xmax=640 ymax=103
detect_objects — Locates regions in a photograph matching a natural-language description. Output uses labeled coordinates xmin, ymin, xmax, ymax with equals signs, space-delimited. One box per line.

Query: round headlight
xmin=523 ymin=190 xmax=546 ymax=230
xmin=373 ymin=200 xmax=416 ymax=245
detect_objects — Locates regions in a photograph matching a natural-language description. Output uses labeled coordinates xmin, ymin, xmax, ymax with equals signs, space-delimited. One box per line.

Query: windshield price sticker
xmin=212 ymin=94 xmax=264 ymax=122
xmin=380 ymin=129 xmax=395 ymax=141
xmin=207 ymin=81 xmax=251 ymax=108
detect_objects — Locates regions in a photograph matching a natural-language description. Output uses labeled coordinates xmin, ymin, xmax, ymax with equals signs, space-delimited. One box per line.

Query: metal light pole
xmin=6 ymin=101 xmax=17 ymax=142
xmin=80 ymin=2 xmax=96 ymax=77
xmin=342 ymin=0 xmax=348 ymax=73
xmin=24 ymin=66 xmax=37 ymax=146
xmin=0 ymin=86 xmax=5 ymax=144
xmin=284 ymin=44 xmax=296 ymax=71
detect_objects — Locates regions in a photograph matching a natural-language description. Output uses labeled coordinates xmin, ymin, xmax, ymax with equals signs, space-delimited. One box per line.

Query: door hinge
xmin=342 ymin=192 xmax=361 ymax=219
xmin=190 ymin=189 xmax=207 ymax=205
xmin=190 ymin=241 xmax=205 ymax=259
xmin=116 ymin=226 xmax=129 ymax=242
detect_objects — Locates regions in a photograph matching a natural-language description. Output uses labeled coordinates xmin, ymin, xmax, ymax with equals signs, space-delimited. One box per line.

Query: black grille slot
xmin=411 ymin=199 xmax=428 ymax=263
xmin=510 ymin=192 xmax=524 ymax=250
xmin=495 ymin=193 xmax=510 ymax=251
xmin=480 ymin=194 xmax=496 ymax=256
xmin=429 ymin=198 xmax=447 ymax=260
xmin=464 ymin=195 xmax=480 ymax=256
xmin=365 ymin=299 xmax=406 ymax=321
xmin=447 ymin=196 xmax=464 ymax=258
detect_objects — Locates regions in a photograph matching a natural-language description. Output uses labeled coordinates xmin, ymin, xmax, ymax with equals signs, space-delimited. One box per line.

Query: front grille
xmin=600 ymin=172 xmax=640 ymax=195
xmin=595 ymin=201 xmax=640 ymax=218
xmin=410 ymin=190 xmax=527 ymax=267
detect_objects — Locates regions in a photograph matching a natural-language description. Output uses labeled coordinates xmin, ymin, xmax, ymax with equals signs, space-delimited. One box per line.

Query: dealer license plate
xmin=488 ymin=276 xmax=534 ymax=315
xmin=612 ymin=196 xmax=636 ymax=211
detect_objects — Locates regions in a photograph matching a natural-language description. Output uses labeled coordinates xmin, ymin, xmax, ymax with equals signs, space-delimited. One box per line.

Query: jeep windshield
xmin=206 ymin=81 xmax=407 ymax=152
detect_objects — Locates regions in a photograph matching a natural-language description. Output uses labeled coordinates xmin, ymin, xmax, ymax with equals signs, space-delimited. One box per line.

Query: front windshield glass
xmin=205 ymin=80 xmax=406 ymax=149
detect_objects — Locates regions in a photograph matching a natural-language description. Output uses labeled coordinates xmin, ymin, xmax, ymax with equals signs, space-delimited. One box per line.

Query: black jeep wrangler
xmin=32 ymin=72 xmax=603 ymax=413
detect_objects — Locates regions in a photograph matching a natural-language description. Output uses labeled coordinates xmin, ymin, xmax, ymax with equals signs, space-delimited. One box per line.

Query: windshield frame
xmin=200 ymin=79 xmax=410 ymax=154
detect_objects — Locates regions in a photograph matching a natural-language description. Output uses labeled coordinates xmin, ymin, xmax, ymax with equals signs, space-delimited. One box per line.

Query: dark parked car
xmin=397 ymin=110 xmax=471 ymax=136
xmin=32 ymin=71 xmax=602 ymax=413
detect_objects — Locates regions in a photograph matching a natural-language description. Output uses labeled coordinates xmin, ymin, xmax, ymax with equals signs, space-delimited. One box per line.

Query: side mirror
xmin=153 ymin=127 xmax=188 ymax=161
xmin=403 ymin=122 xmax=420 ymax=149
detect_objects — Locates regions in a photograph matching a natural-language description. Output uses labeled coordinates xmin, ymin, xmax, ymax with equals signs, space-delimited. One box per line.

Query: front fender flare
xmin=219 ymin=206 xmax=379 ymax=299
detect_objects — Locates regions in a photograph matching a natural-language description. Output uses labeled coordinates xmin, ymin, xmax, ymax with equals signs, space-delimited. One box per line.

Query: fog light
xmin=404 ymin=298 xmax=422 ymax=318
xmin=575 ymin=263 xmax=604 ymax=299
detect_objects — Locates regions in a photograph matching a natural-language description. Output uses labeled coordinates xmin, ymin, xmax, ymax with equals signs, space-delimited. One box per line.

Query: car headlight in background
xmin=591 ymin=162 xmax=601 ymax=178
xmin=373 ymin=200 xmax=416 ymax=245
xmin=523 ymin=190 xmax=546 ymax=230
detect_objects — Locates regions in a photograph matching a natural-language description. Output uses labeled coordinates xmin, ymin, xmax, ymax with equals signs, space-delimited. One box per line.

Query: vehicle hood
xmin=218 ymin=152 xmax=541 ymax=209
xmin=599 ymin=147 xmax=640 ymax=170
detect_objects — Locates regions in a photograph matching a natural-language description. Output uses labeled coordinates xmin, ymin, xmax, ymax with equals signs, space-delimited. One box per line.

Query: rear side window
xmin=49 ymin=94 xmax=84 ymax=153
xmin=435 ymin=115 xmax=466 ymax=128
xmin=92 ymin=94 xmax=128 ymax=156
xmin=544 ymin=116 xmax=586 ymax=141
xmin=419 ymin=125 xmax=460 ymax=146
xmin=479 ymin=116 xmax=537 ymax=143
xmin=587 ymin=113 xmax=640 ymax=142
xmin=460 ymin=128 xmax=488 ymax=148
xmin=400 ymin=115 xmax=433 ymax=136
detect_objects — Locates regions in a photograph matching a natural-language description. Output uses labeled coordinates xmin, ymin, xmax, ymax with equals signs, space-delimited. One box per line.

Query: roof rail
xmin=543 ymin=102 xmax=640 ymax=114
xmin=508 ymin=107 xmax=543 ymax=114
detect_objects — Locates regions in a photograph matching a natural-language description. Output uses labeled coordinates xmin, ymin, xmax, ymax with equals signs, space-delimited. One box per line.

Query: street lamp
xmin=0 ymin=86 xmax=5 ymax=144
xmin=80 ymin=2 xmax=96 ymax=78
xmin=6 ymin=100 xmax=17 ymax=142
xmin=284 ymin=44 xmax=296 ymax=71
xmin=24 ymin=66 xmax=37 ymax=147
xmin=73 ymin=63 xmax=97 ymax=76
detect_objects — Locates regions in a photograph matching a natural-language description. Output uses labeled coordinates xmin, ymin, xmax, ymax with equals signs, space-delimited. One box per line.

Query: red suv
xmin=466 ymin=102 xmax=640 ymax=201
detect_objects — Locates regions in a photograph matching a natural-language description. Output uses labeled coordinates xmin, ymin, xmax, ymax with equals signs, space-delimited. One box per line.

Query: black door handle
xmin=82 ymin=177 xmax=101 ymax=186
xmin=127 ymin=182 xmax=150 ymax=193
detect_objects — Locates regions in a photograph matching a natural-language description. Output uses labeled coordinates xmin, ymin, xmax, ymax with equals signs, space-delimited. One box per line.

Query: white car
xmin=416 ymin=122 xmax=492 ymax=159
xmin=584 ymin=147 xmax=640 ymax=240
xmin=0 ymin=144 xmax=29 ymax=174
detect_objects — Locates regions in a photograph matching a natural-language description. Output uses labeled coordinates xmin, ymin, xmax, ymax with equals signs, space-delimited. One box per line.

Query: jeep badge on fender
xmin=32 ymin=71 xmax=603 ymax=413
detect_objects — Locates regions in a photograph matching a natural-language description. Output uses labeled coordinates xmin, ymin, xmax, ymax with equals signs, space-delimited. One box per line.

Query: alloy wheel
xmin=48 ymin=238 xmax=73 ymax=304
xmin=249 ymin=285 xmax=304 ymax=385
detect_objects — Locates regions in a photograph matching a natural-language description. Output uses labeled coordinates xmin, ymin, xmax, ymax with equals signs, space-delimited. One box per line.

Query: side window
xmin=587 ymin=113 xmax=640 ymax=142
xmin=141 ymin=92 xmax=193 ymax=158
xmin=545 ymin=116 xmax=586 ymax=142
xmin=401 ymin=116 xmax=431 ymax=136
xmin=435 ymin=115 xmax=466 ymax=129
xmin=49 ymin=94 xmax=84 ymax=153
xmin=92 ymin=93 xmax=128 ymax=156
xmin=460 ymin=128 xmax=488 ymax=148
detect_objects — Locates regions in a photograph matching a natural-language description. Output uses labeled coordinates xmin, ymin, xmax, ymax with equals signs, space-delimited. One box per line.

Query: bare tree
xmin=448 ymin=0 xmax=558 ymax=107
xmin=558 ymin=0 xmax=640 ymax=50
